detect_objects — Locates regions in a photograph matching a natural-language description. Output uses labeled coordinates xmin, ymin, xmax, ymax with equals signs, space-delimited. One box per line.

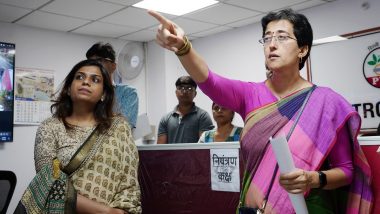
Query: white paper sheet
xmin=210 ymin=148 xmax=240 ymax=192
xmin=132 ymin=114 xmax=152 ymax=140
xmin=270 ymin=135 xmax=309 ymax=214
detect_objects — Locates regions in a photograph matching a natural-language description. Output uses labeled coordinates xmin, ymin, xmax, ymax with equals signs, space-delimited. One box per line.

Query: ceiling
xmin=0 ymin=0 xmax=335 ymax=42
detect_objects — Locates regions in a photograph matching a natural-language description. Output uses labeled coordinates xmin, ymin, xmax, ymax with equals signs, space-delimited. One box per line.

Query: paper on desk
xmin=270 ymin=135 xmax=308 ymax=214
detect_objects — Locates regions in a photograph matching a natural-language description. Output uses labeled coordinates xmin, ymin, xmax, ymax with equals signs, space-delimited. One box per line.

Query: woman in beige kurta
xmin=29 ymin=59 xmax=141 ymax=214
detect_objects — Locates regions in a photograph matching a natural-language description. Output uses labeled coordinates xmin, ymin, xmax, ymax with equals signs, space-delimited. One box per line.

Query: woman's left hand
xmin=279 ymin=169 xmax=312 ymax=194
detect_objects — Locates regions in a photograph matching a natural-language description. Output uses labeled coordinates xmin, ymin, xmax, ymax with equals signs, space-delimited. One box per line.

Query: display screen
xmin=0 ymin=42 xmax=15 ymax=142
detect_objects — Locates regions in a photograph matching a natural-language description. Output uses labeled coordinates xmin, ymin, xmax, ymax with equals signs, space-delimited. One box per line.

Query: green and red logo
xmin=363 ymin=47 xmax=380 ymax=88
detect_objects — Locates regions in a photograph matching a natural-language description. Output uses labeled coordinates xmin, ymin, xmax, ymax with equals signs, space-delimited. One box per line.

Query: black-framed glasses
xmin=176 ymin=86 xmax=195 ymax=93
xmin=259 ymin=35 xmax=297 ymax=45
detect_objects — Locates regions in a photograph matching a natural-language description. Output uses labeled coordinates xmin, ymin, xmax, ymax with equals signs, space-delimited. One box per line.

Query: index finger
xmin=148 ymin=10 xmax=170 ymax=26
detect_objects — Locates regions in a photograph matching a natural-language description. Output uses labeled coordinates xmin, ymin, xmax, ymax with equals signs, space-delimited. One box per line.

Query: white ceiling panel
xmin=40 ymin=0 xmax=125 ymax=20
xmin=72 ymin=21 xmax=138 ymax=38
xmin=16 ymin=11 xmax=90 ymax=31
xmin=184 ymin=3 xmax=260 ymax=25
xmin=0 ymin=0 xmax=50 ymax=9
xmin=100 ymin=0 xmax=140 ymax=6
xmin=290 ymin=0 xmax=326 ymax=11
xmin=225 ymin=0 xmax=307 ymax=12
xmin=0 ymin=4 xmax=31 ymax=22
xmin=226 ymin=14 xmax=265 ymax=28
xmin=187 ymin=36 xmax=200 ymax=41
xmin=173 ymin=18 xmax=218 ymax=35
xmin=100 ymin=7 xmax=157 ymax=28
xmin=0 ymin=0 xmax=332 ymax=41
xmin=119 ymin=29 xmax=156 ymax=42
xmin=191 ymin=25 xmax=233 ymax=38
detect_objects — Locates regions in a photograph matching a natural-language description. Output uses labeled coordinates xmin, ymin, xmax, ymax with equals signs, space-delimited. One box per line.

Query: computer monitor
xmin=0 ymin=42 xmax=15 ymax=142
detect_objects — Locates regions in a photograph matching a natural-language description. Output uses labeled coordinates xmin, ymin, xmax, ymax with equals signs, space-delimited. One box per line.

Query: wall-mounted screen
xmin=0 ymin=42 xmax=15 ymax=142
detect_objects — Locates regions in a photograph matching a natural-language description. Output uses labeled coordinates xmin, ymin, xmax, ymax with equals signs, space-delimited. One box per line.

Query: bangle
xmin=175 ymin=36 xmax=192 ymax=56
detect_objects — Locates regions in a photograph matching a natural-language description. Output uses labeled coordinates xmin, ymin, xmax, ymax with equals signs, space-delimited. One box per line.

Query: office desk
xmin=137 ymin=139 xmax=380 ymax=214
xmin=358 ymin=136 xmax=380 ymax=214
xmin=137 ymin=142 xmax=241 ymax=214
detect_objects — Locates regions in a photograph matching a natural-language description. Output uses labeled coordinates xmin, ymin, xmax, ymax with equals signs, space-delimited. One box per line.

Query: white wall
xmin=0 ymin=23 xmax=147 ymax=213
xmin=305 ymin=0 xmax=380 ymax=129
xmin=146 ymin=0 xmax=380 ymax=129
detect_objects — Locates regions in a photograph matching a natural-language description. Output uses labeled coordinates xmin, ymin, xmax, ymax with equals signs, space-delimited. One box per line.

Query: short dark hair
xmin=175 ymin=76 xmax=197 ymax=89
xmin=51 ymin=59 xmax=115 ymax=133
xmin=86 ymin=42 xmax=116 ymax=62
xmin=261 ymin=9 xmax=313 ymax=70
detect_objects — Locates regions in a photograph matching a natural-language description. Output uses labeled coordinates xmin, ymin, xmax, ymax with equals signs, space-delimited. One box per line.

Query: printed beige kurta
xmin=34 ymin=116 xmax=141 ymax=213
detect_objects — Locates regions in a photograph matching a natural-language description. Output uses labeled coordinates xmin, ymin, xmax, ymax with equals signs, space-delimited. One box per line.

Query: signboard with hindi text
xmin=210 ymin=148 xmax=240 ymax=192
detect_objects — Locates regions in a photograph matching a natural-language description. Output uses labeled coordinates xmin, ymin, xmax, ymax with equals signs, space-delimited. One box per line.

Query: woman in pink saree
xmin=148 ymin=8 xmax=373 ymax=214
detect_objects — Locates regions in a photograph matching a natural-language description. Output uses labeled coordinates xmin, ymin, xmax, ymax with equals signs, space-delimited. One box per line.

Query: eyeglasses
xmin=92 ymin=57 xmax=115 ymax=64
xmin=259 ymin=35 xmax=297 ymax=45
xmin=176 ymin=86 xmax=195 ymax=93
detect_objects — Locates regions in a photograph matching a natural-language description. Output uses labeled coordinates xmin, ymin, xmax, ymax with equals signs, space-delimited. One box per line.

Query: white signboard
xmin=210 ymin=148 xmax=240 ymax=192
xmin=310 ymin=32 xmax=380 ymax=130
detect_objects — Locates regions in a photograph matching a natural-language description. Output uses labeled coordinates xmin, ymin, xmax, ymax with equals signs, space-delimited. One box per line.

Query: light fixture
xmin=133 ymin=0 xmax=219 ymax=16
xmin=313 ymin=35 xmax=347 ymax=46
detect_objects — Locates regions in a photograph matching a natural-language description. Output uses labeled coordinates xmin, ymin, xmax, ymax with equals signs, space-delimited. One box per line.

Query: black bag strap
xmin=260 ymin=85 xmax=316 ymax=212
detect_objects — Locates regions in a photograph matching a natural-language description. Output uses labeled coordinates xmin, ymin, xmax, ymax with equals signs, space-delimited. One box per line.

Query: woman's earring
xmin=299 ymin=56 xmax=303 ymax=64
xmin=67 ymin=90 xmax=71 ymax=96
xmin=100 ymin=95 xmax=105 ymax=102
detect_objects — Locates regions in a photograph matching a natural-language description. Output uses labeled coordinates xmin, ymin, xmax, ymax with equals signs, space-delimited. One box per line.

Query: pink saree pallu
xmin=238 ymin=86 xmax=373 ymax=214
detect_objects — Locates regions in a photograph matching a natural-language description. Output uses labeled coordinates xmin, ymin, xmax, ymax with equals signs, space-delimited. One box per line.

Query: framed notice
xmin=14 ymin=67 xmax=54 ymax=125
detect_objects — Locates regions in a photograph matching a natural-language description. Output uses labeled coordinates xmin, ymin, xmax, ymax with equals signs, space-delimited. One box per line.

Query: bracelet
xmin=175 ymin=36 xmax=192 ymax=56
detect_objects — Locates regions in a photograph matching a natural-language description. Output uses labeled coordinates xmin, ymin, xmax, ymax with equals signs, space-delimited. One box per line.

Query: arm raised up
xmin=148 ymin=10 xmax=209 ymax=83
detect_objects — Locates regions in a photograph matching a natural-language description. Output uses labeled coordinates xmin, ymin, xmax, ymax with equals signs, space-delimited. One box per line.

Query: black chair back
xmin=0 ymin=170 xmax=17 ymax=214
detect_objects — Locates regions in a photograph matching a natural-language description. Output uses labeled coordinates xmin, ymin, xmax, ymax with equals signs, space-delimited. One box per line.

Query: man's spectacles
xmin=259 ymin=35 xmax=297 ymax=45
xmin=92 ymin=57 xmax=115 ymax=64
xmin=176 ymin=86 xmax=195 ymax=93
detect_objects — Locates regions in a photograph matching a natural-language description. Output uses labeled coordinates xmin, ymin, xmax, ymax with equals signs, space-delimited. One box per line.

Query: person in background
xmin=198 ymin=102 xmax=242 ymax=143
xmin=22 ymin=59 xmax=141 ymax=213
xmin=149 ymin=8 xmax=372 ymax=213
xmin=157 ymin=75 xmax=214 ymax=144
xmin=86 ymin=42 xmax=139 ymax=128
